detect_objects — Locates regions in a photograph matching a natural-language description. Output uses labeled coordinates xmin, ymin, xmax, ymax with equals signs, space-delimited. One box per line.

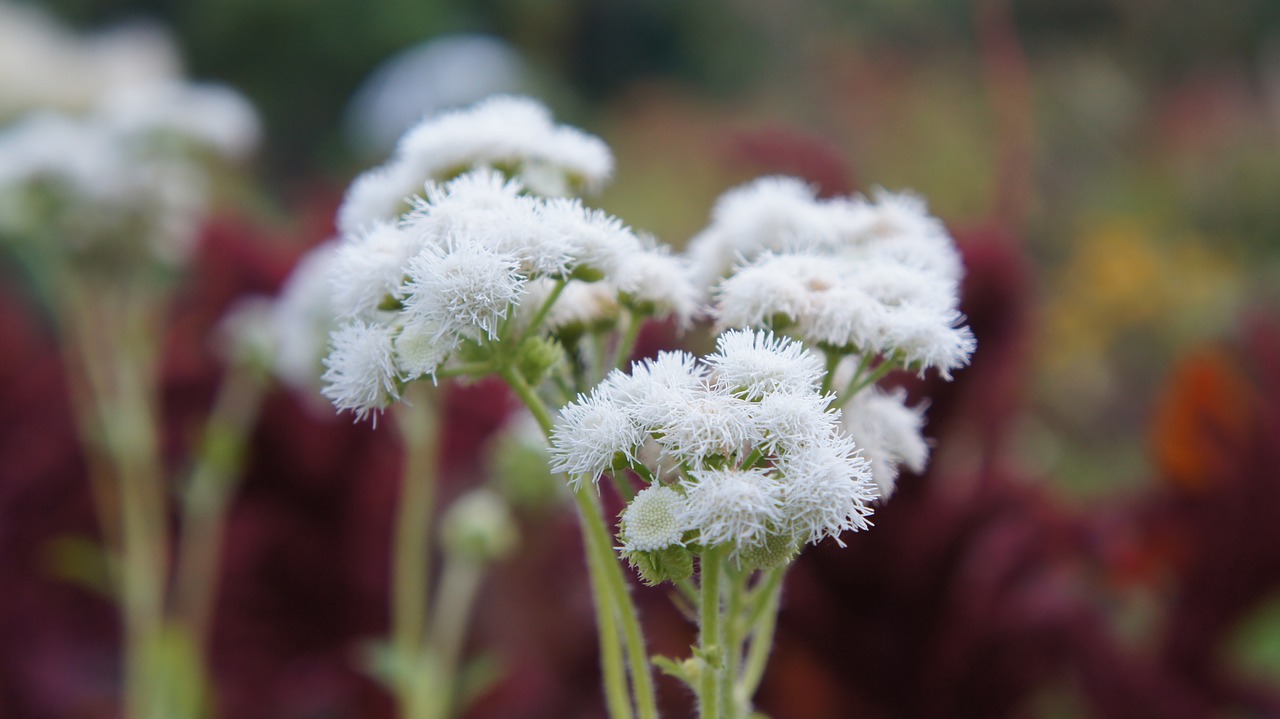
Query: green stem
xmin=69 ymin=286 xmax=170 ymax=719
xmin=698 ymin=546 xmax=727 ymax=719
xmin=836 ymin=357 xmax=898 ymax=408
xmin=818 ymin=350 xmax=841 ymax=396
xmin=515 ymin=278 xmax=568 ymax=347
xmin=391 ymin=386 xmax=441 ymax=718
xmin=434 ymin=362 xmax=494 ymax=379
xmin=723 ymin=566 xmax=747 ymax=717
xmin=610 ymin=309 xmax=643 ymax=372
xmin=423 ymin=555 xmax=485 ymax=719
xmin=501 ymin=367 xmax=658 ymax=719
xmin=575 ymin=489 xmax=636 ymax=719
xmin=738 ymin=447 xmax=765 ymax=471
xmin=737 ymin=566 xmax=786 ymax=709
xmin=172 ymin=362 xmax=266 ymax=651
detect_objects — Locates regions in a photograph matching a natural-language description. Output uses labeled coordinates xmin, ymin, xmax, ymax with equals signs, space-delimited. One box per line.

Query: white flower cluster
xmin=337 ymin=95 xmax=614 ymax=235
xmin=691 ymin=175 xmax=975 ymax=379
xmin=838 ymin=379 xmax=928 ymax=499
xmin=0 ymin=1 xmax=180 ymax=118
xmin=0 ymin=79 xmax=260 ymax=267
xmin=550 ymin=329 xmax=876 ymax=559
xmin=220 ymin=241 xmax=341 ymax=396
xmin=322 ymin=168 xmax=698 ymax=420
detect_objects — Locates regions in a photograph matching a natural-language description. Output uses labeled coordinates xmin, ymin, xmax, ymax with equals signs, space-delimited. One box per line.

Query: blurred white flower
xmin=330 ymin=221 xmax=421 ymax=319
xmin=98 ymin=80 xmax=261 ymax=160
xmin=614 ymin=244 xmax=699 ymax=326
xmin=0 ymin=2 xmax=179 ymax=118
xmin=336 ymin=160 xmax=423 ymax=236
xmin=269 ymin=242 xmax=343 ymax=391
xmin=397 ymin=94 xmax=613 ymax=196
xmin=839 ymin=384 xmax=929 ymax=499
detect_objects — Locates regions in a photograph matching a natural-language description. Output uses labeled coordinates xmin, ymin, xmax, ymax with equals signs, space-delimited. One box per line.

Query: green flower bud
xmin=441 ymin=490 xmax=518 ymax=563
xmin=734 ymin=532 xmax=798 ymax=572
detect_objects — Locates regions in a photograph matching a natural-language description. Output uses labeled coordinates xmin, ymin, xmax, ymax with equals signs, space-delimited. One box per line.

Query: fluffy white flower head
xmin=778 ymin=437 xmax=877 ymax=545
xmin=707 ymin=328 xmax=824 ymax=400
xmin=682 ymin=467 xmax=783 ymax=550
xmin=549 ymin=391 xmax=646 ymax=486
xmin=329 ymin=220 xmax=420 ymax=319
xmin=614 ymin=245 xmax=699 ymax=327
xmin=686 ymin=175 xmax=840 ymax=289
xmin=401 ymin=238 xmax=525 ymax=343
xmin=321 ymin=321 xmax=400 ymax=421
xmin=536 ymin=197 xmax=643 ymax=281
xmin=396 ymin=94 xmax=613 ymax=195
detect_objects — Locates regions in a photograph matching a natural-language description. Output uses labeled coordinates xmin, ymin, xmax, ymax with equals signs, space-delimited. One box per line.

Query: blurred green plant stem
xmin=55 ymin=272 xmax=264 ymax=719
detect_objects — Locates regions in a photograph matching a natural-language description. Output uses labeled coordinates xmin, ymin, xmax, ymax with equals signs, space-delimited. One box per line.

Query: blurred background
xmin=3 ymin=0 xmax=1280 ymax=716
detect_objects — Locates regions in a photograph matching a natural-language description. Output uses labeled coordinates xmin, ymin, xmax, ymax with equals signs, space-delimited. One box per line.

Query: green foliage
xmin=625 ymin=544 xmax=694 ymax=586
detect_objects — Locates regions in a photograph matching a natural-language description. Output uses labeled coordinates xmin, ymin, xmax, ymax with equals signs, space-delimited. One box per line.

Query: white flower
xmin=441 ymin=488 xmax=518 ymax=561
xmin=882 ymin=306 xmax=976 ymax=379
xmin=839 ymin=385 xmax=929 ymax=499
xmin=712 ymin=251 xmax=839 ymax=330
xmin=0 ymin=112 xmax=128 ymax=204
xmin=550 ymin=336 xmax=886 ymax=555
xmin=518 ymin=277 xmax=619 ymax=332
xmin=393 ymin=319 xmax=459 ymax=380
xmin=329 ymin=220 xmax=421 ymax=319
xmin=752 ymin=391 xmax=841 ymax=455
xmin=401 ymin=238 xmax=526 ymax=343
xmin=846 ymin=258 xmax=958 ymax=315
xmin=682 ymin=467 xmax=783 ymax=550
xmin=842 ymin=189 xmax=949 ymax=245
xmin=404 ymin=170 xmax=561 ymax=276
xmin=614 ymin=244 xmax=699 ymax=326
xmin=336 ymin=160 xmax=423 ymax=234
xmin=0 ymin=4 xmax=179 ymax=116
xmin=321 ymin=321 xmax=400 ymax=421
xmin=536 ymin=197 xmax=643 ymax=281
xmin=686 ymin=175 xmax=840 ymax=290
xmin=0 ymin=111 xmax=210 ymax=266
xmin=217 ymin=295 xmax=276 ymax=368
xmin=777 ymin=435 xmax=876 ymax=545
xmin=706 ymin=328 xmax=824 ymax=400
xmin=97 ymin=80 xmax=261 ymax=159
xmin=654 ymin=390 xmax=759 ymax=464
xmin=713 ymin=251 xmax=976 ymax=375
xmin=619 ymin=485 xmax=688 ymax=552
xmin=605 ymin=351 xmax=707 ymax=427
xmin=270 ymin=241 xmax=340 ymax=390
xmin=549 ymin=390 xmax=646 ymax=486
xmin=396 ymin=94 xmax=613 ymax=195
